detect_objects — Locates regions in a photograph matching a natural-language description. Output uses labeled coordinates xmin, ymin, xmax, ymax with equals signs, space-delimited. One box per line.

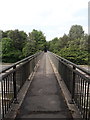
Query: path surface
xmin=16 ymin=53 xmax=72 ymax=118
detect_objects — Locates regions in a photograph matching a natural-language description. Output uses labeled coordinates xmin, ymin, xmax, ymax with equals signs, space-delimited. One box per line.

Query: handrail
xmin=48 ymin=51 xmax=90 ymax=120
xmin=0 ymin=51 xmax=43 ymax=119
xmin=50 ymin=52 xmax=90 ymax=75
xmin=0 ymin=52 xmax=42 ymax=74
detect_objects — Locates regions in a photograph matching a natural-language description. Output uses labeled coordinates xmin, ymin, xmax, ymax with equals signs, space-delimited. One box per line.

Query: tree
xmin=1 ymin=37 xmax=22 ymax=62
xmin=7 ymin=30 xmax=27 ymax=51
xmin=48 ymin=25 xmax=88 ymax=65
xmin=22 ymin=29 xmax=47 ymax=57
xmin=28 ymin=29 xmax=46 ymax=51
xmin=1 ymin=29 xmax=47 ymax=62
xmin=48 ymin=37 xmax=60 ymax=53
xmin=2 ymin=38 xmax=14 ymax=54
xmin=69 ymin=25 xmax=84 ymax=40
xmin=22 ymin=41 xmax=36 ymax=57
xmin=59 ymin=34 xmax=69 ymax=49
xmin=59 ymin=45 xmax=88 ymax=65
xmin=2 ymin=30 xmax=11 ymax=38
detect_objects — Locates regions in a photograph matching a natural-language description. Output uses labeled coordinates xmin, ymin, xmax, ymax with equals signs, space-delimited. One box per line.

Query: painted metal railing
xmin=0 ymin=52 xmax=43 ymax=119
xmin=48 ymin=51 xmax=90 ymax=120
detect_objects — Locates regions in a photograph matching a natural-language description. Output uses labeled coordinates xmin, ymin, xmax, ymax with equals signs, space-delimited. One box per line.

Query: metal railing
xmin=0 ymin=51 xmax=43 ymax=119
xmin=48 ymin=51 xmax=90 ymax=120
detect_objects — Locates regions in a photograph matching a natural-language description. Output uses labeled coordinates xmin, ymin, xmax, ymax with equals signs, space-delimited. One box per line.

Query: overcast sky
xmin=0 ymin=0 xmax=89 ymax=41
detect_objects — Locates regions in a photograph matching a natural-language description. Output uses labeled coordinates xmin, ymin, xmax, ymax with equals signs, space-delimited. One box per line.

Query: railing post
xmin=1 ymin=79 xmax=4 ymax=119
xmin=13 ymin=65 xmax=18 ymax=103
xmin=72 ymin=66 xmax=76 ymax=101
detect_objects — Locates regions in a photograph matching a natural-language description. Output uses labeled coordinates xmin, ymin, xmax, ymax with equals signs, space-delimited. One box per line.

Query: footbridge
xmin=0 ymin=51 xmax=90 ymax=119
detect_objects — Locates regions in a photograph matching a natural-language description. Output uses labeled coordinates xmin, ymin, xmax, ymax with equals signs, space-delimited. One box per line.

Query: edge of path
xmin=47 ymin=53 xmax=82 ymax=119
xmin=4 ymin=58 xmax=42 ymax=119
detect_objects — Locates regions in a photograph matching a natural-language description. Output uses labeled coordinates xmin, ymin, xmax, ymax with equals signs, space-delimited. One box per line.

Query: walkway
xmin=15 ymin=53 xmax=72 ymax=118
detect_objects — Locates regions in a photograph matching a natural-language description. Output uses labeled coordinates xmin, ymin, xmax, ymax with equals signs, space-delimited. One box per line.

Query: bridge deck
xmin=15 ymin=53 xmax=72 ymax=118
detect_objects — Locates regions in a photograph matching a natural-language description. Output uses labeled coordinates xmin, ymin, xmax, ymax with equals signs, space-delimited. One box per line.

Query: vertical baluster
xmin=83 ymin=81 xmax=87 ymax=119
xmin=82 ymin=79 xmax=85 ymax=115
xmin=11 ymin=73 xmax=14 ymax=102
xmin=71 ymin=66 xmax=75 ymax=102
xmin=7 ymin=75 xmax=10 ymax=109
xmin=76 ymin=75 xmax=78 ymax=104
xmin=5 ymin=77 xmax=8 ymax=111
xmin=1 ymin=80 xmax=4 ymax=118
xmin=85 ymin=83 xmax=89 ymax=119
xmin=4 ymin=79 xmax=6 ymax=114
xmin=13 ymin=65 xmax=17 ymax=103
xmin=80 ymin=78 xmax=83 ymax=114
xmin=79 ymin=77 xmax=82 ymax=110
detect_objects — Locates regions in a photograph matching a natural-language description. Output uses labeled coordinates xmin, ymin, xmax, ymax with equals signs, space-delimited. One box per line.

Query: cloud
xmin=0 ymin=0 xmax=88 ymax=40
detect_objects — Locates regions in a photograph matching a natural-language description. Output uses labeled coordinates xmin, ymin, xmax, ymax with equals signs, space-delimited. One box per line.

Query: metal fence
xmin=48 ymin=51 xmax=90 ymax=120
xmin=0 ymin=51 xmax=43 ymax=119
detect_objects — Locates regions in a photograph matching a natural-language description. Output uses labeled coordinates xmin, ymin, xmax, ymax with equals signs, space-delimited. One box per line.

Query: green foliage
xmin=1 ymin=25 xmax=89 ymax=65
xmin=48 ymin=37 xmax=60 ymax=53
xmin=28 ymin=29 xmax=46 ymax=51
xmin=59 ymin=34 xmax=69 ymax=49
xmin=22 ymin=29 xmax=46 ymax=57
xmin=22 ymin=41 xmax=36 ymax=57
xmin=1 ymin=37 xmax=23 ymax=62
xmin=59 ymin=47 xmax=88 ymax=65
xmin=69 ymin=25 xmax=84 ymax=40
xmin=2 ymin=50 xmax=22 ymax=63
xmin=2 ymin=38 xmax=14 ymax=54
xmin=49 ymin=25 xmax=89 ymax=65
xmin=1 ymin=29 xmax=46 ymax=63
xmin=7 ymin=30 xmax=27 ymax=51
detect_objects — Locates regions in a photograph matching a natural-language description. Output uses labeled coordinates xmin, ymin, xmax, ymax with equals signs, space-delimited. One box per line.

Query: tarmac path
xmin=15 ymin=53 xmax=72 ymax=118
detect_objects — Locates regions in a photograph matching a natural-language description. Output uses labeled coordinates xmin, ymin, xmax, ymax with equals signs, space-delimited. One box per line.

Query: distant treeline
xmin=0 ymin=29 xmax=47 ymax=62
xmin=47 ymin=25 xmax=89 ymax=65
xmin=0 ymin=25 xmax=89 ymax=65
